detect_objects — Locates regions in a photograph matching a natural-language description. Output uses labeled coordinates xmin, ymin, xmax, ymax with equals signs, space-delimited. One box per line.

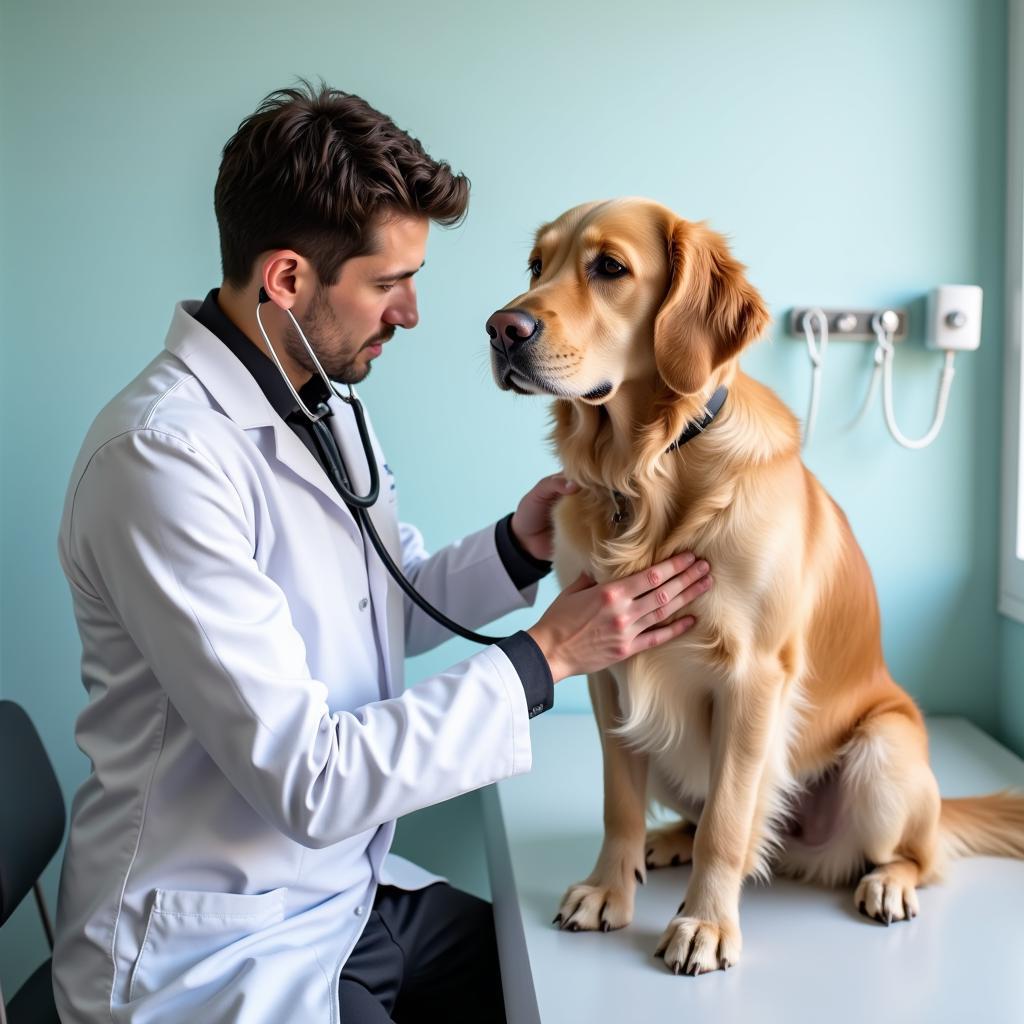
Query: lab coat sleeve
xmin=66 ymin=428 xmax=532 ymax=850
xmin=398 ymin=520 xmax=540 ymax=656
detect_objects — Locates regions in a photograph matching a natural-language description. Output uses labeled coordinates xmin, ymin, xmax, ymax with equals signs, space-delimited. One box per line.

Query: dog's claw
xmin=660 ymin=917 xmax=738 ymax=976
xmin=635 ymin=869 xmax=645 ymax=885
xmin=552 ymin=914 xmax=562 ymax=926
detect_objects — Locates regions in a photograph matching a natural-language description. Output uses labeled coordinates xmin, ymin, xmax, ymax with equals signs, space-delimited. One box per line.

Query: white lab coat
xmin=52 ymin=301 xmax=536 ymax=1023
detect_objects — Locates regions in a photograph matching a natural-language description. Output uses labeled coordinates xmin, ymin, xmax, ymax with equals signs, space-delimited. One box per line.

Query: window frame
xmin=1000 ymin=0 xmax=1024 ymax=622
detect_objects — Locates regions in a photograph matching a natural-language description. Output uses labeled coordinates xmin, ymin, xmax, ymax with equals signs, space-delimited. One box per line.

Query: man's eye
xmin=528 ymin=259 xmax=542 ymax=279
xmin=595 ymin=256 xmax=628 ymax=278
xmin=378 ymin=283 xmax=396 ymax=293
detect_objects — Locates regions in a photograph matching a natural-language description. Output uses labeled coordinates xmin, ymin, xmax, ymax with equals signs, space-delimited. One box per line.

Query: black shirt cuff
xmin=496 ymin=630 xmax=554 ymax=719
xmin=494 ymin=513 xmax=552 ymax=591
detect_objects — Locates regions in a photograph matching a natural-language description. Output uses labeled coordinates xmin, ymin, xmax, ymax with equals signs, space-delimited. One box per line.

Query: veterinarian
xmin=52 ymin=82 xmax=713 ymax=1024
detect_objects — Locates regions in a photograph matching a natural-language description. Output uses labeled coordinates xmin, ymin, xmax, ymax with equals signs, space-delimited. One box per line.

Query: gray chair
xmin=0 ymin=701 xmax=65 ymax=1024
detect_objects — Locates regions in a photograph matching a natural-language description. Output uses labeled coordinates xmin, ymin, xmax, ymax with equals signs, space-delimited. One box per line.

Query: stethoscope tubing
xmin=257 ymin=292 xmax=505 ymax=645
xmin=319 ymin=416 xmax=505 ymax=646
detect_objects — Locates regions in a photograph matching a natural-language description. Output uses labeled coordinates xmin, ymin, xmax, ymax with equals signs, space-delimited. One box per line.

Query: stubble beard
xmin=283 ymin=284 xmax=386 ymax=386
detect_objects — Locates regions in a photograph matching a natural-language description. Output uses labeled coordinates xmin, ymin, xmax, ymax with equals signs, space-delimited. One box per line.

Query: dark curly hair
xmin=214 ymin=79 xmax=470 ymax=287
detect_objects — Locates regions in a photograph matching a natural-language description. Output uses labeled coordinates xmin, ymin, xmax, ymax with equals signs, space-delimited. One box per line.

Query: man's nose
xmin=387 ymin=300 xmax=419 ymax=330
xmin=486 ymin=309 xmax=539 ymax=351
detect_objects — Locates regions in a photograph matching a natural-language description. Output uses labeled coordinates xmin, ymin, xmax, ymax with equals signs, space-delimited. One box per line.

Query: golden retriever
xmin=486 ymin=197 xmax=1024 ymax=975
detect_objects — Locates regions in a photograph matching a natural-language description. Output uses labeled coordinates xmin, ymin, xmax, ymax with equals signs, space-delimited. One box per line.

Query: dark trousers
xmin=338 ymin=882 xmax=507 ymax=1023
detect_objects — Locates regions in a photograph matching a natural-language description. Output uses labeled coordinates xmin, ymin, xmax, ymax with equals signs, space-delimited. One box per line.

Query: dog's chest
xmin=608 ymin=644 xmax=724 ymax=800
xmin=552 ymin=491 xmax=733 ymax=799
xmin=552 ymin=489 xmax=707 ymax=577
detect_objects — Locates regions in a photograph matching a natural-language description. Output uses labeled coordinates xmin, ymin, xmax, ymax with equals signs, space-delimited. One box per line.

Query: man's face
xmin=286 ymin=213 xmax=428 ymax=384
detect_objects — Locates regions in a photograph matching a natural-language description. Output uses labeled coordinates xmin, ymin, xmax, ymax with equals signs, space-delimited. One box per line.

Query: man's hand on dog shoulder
xmin=527 ymin=553 xmax=712 ymax=683
xmin=510 ymin=473 xmax=580 ymax=561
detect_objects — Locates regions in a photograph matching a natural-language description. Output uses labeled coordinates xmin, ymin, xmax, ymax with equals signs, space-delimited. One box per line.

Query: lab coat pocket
xmin=127 ymin=886 xmax=287 ymax=1003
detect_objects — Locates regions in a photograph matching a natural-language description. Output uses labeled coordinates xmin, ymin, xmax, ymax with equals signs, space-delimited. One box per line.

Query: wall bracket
xmin=788 ymin=308 xmax=908 ymax=342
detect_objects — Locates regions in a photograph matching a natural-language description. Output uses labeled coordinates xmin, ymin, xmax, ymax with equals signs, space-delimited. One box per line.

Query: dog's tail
xmin=940 ymin=791 xmax=1024 ymax=860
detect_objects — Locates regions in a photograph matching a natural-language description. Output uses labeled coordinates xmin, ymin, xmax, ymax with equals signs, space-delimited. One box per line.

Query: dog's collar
xmin=665 ymin=385 xmax=729 ymax=452
xmin=609 ymin=385 xmax=729 ymax=525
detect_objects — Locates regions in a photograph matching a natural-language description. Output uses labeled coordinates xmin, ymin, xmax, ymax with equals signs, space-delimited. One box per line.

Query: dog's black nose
xmin=486 ymin=309 xmax=539 ymax=349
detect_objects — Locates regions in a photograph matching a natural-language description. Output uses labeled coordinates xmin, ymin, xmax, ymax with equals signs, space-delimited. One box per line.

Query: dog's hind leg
xmin=842 ymin=706 xmax=941 ymax=925
xmin=554 ymin=670 xmax=648 ymax=933
xmin=646 ymin=820 xmax=697 ymax=869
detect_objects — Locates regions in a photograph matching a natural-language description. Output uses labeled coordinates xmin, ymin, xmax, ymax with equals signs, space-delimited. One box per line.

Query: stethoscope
xmin=256 ymin=288 xmax=504 ymax=645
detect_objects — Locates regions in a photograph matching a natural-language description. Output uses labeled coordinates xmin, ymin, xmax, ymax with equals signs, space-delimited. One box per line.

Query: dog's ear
xmin=653 ymin=218 xmax=770 ymax=396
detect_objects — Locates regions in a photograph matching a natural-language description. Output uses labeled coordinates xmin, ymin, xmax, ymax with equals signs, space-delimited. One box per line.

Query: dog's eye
xmin=528 ymin=258 xmax=543 ymax=279
xmin=595 ymin=255 xmax=628 ymax=278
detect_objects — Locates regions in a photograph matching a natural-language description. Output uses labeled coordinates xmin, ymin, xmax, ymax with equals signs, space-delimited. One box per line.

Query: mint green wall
xmin=0 ymin=0 xmax=1017 ymax=1000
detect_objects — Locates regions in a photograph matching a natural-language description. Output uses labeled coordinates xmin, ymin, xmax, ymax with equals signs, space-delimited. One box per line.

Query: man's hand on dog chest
xmin=527 ymin=552 xmax=713 ymax=682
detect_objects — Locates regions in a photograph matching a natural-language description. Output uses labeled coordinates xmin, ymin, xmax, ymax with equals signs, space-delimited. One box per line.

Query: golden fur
xmin=488 ymin=197 xmax=1024 ymax=975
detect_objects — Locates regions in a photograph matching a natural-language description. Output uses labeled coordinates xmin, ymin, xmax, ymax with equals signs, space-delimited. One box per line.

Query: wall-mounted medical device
xmin=788 ymin=286 xmax=983 ymax=451
xmin=926 ymin=285 xmax=983 ymax=352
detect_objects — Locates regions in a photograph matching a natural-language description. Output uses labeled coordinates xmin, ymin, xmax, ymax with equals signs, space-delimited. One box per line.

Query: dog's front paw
xmin=654 ymin=914 xmax=741 ymax=975
xmin=553 ymin=881 xmax=635 ymax=933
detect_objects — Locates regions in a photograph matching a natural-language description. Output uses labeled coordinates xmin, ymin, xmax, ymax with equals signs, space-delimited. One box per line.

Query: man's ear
xmin=653 ymin=218 xmax=771 ymax=397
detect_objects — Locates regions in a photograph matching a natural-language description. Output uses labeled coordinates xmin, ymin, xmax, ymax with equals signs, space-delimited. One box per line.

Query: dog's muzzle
xmin=487 ymin=308 xmax=542 ymax=393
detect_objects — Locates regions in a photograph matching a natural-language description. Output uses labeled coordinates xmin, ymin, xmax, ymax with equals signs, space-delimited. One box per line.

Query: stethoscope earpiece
xmin=258 ymin=286 xmax=270 ymax=304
